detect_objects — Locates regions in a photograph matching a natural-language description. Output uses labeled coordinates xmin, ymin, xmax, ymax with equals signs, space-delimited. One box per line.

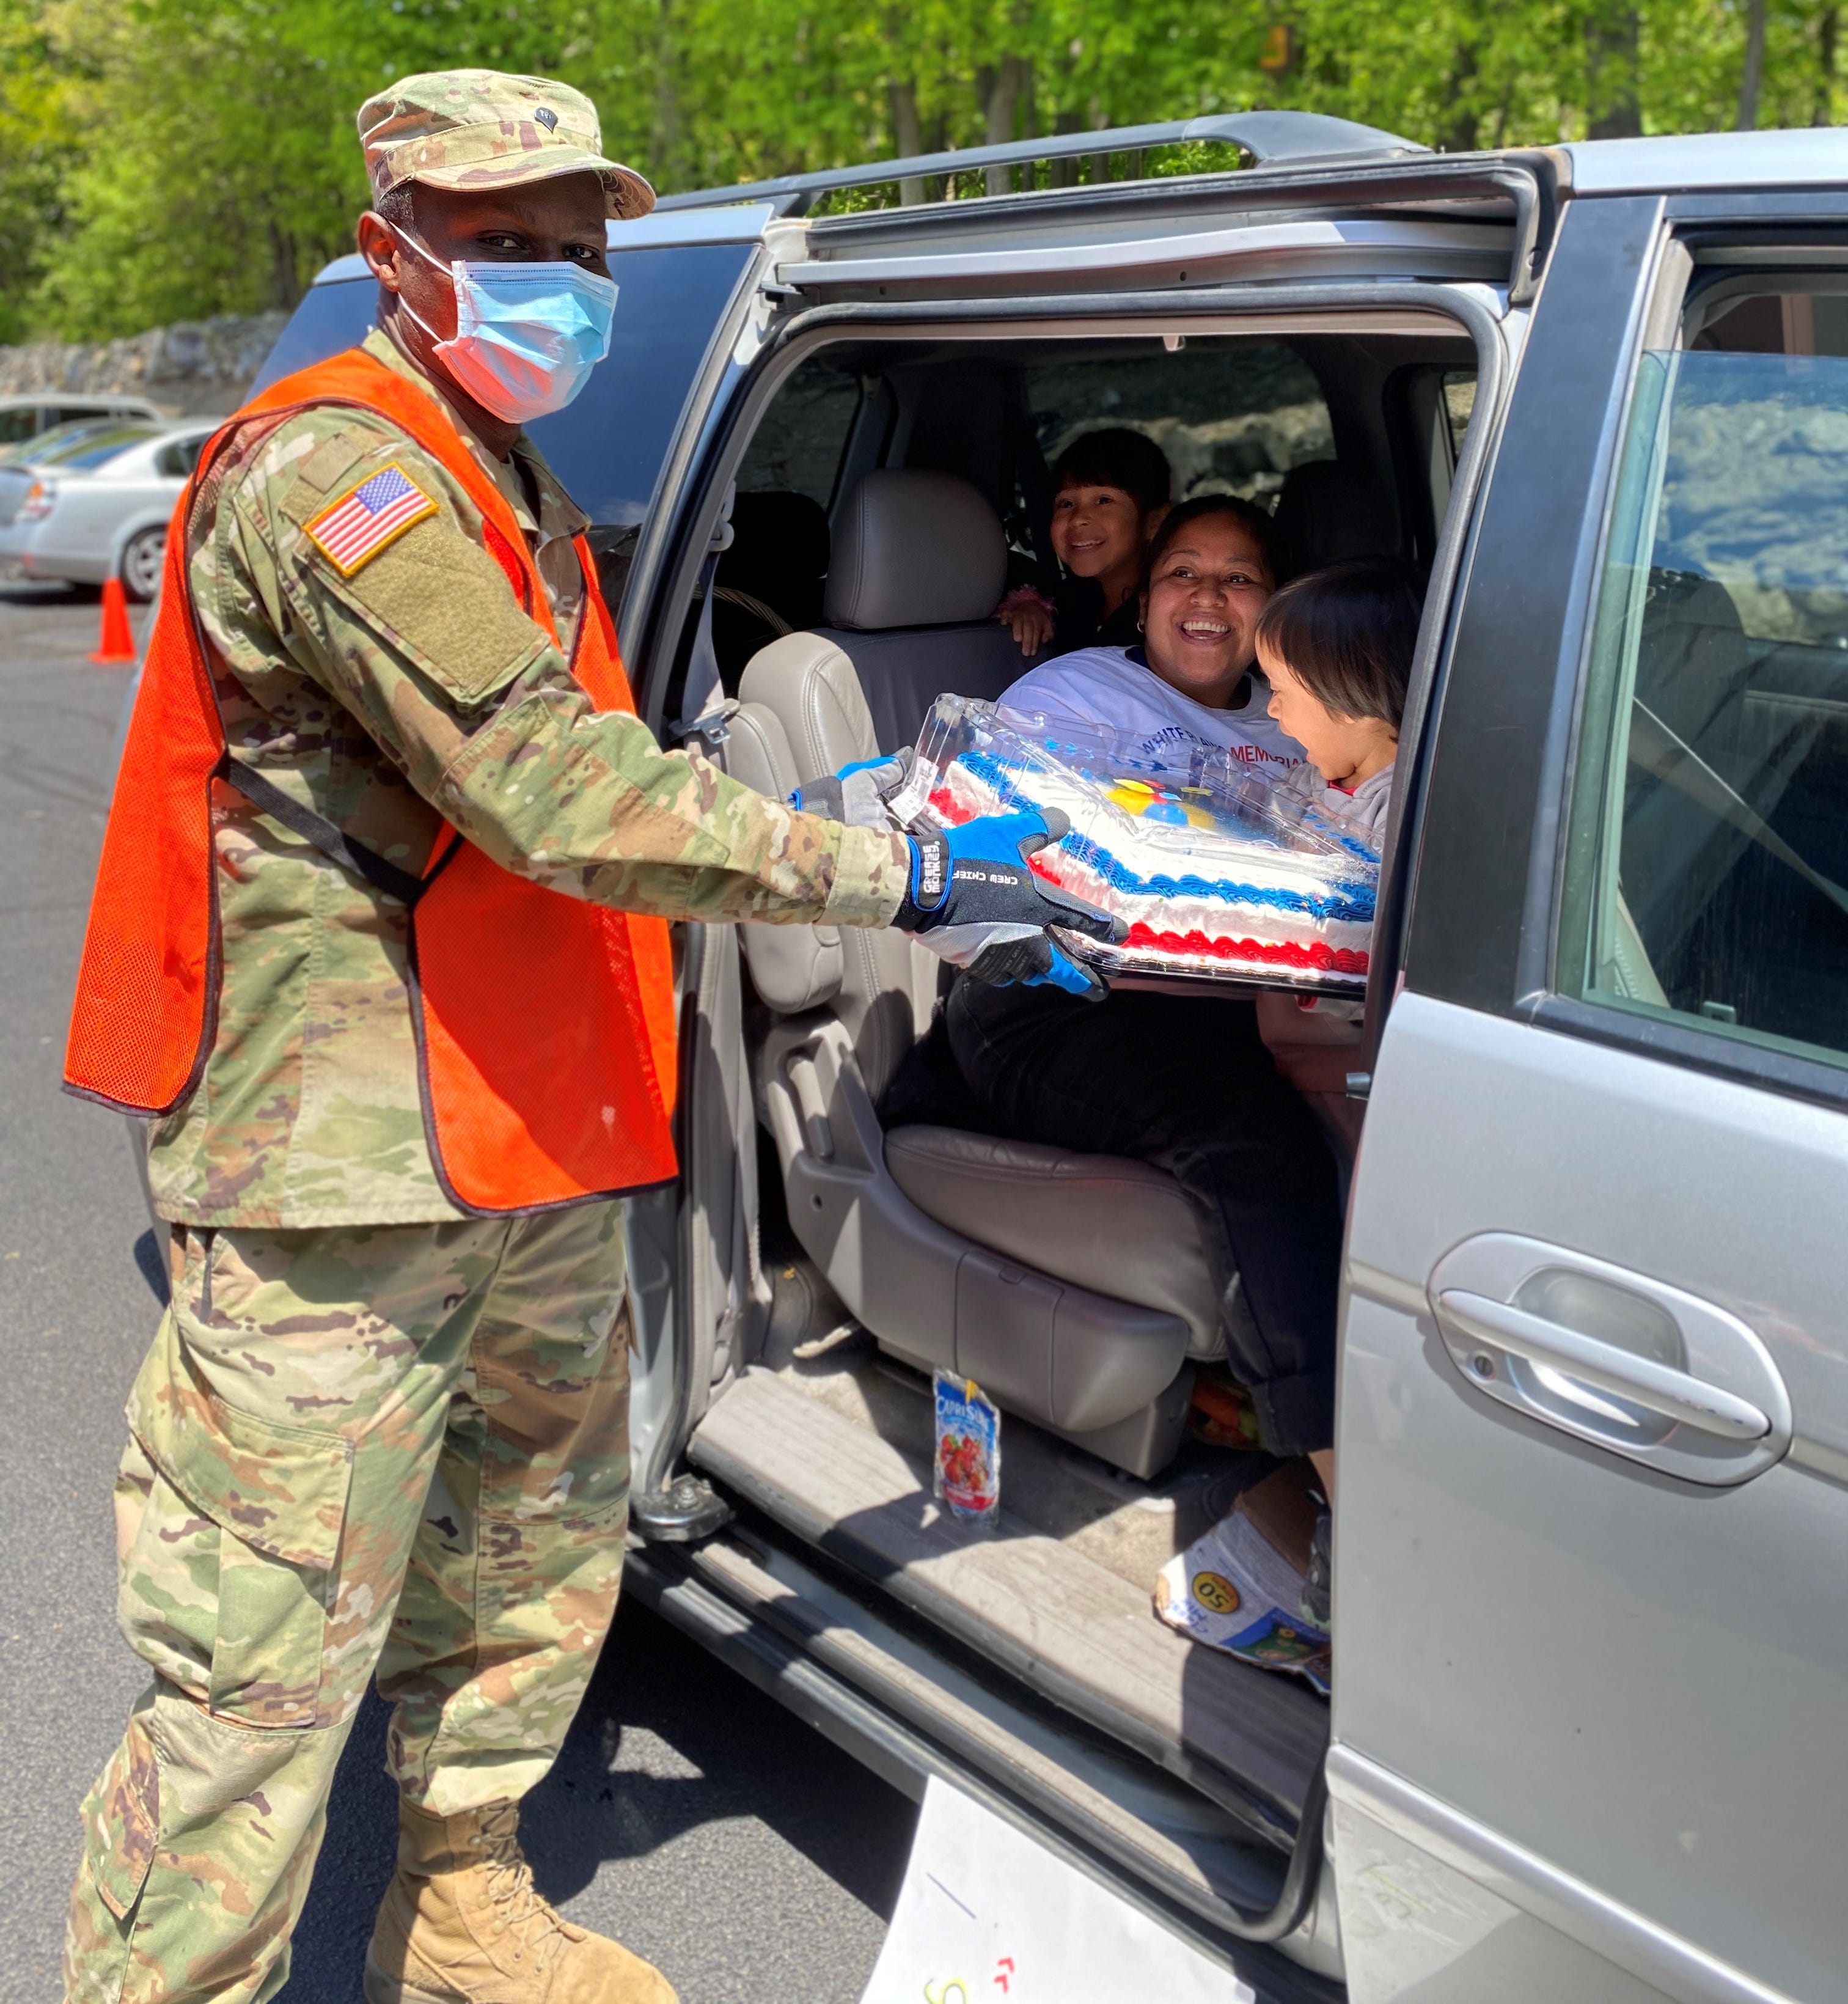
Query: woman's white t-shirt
xmin=1000 ymin=645 xmax=1303 ymax=774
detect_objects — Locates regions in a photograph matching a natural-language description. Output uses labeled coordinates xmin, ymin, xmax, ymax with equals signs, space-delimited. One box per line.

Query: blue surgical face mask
xmin=394 ymin=228 xmax=617 ymax=425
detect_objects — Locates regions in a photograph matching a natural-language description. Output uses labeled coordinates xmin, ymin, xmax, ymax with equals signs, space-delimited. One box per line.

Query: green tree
xmin=6 ymin=0 xmax=1839 ymax=344
xmin=30 ymin=0 xmax=360 ymax=339
xmin=0 ymin=0 xmax=83 ymax=342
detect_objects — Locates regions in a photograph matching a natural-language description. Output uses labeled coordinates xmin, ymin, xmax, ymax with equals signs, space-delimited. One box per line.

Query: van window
xmin=0 ymin=411 xmax=39 ymax=446
xmin=736 ymin=356 xmax=862 ymax=508
xmin=1442 ymin=372 xmax=1477 ymax=460
xmin=248 ymin=277 xmax=376 ymax=394
xmin=1024 ymin=342 xmax=1332 ymax=506
xmin=1562 ymin=281 xmax=1848 ymax=1071
xmin=529 ymin=243 xmax=754 ymax=527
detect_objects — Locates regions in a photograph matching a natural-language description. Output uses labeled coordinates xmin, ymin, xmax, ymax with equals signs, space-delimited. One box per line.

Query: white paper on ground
xmin=860 ymin=1776 xmax=1252 ymax=2004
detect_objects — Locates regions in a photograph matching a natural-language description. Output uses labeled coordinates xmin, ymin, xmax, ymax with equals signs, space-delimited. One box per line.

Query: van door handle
xmin=1435 ymin=1290 xmax=1770 ymax=1442
xmin=1425 ymin=1235 xmax=1792 ymax=1487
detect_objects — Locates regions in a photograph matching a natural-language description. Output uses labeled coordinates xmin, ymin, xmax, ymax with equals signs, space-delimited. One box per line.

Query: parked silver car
xmin=0 ymin=422 xmax=161 ymax=568
xmin=0 ymin=415 xmax=152 ymax=486
xmin=0 ymin=418 xmax=216 ymax=598
xmin=0 ymin=391 xmax=164 ymax=459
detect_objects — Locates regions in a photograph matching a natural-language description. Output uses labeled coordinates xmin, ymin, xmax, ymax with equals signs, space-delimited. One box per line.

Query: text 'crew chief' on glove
xmin=57 ymin=67 xmax=1104 ymax=2004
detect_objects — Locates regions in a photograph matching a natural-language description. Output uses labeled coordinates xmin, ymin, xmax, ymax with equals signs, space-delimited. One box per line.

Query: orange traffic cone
xmin=90 ymin=576 xmax=137 ymax=665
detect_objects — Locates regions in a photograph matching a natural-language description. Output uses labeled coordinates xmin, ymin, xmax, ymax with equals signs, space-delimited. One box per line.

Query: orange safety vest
xmin=64 ymin=347 xmax=679 ymax=1214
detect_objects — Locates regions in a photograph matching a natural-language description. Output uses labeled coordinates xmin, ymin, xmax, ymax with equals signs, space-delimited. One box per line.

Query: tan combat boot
xmin=364 ymin=1799 xmax=676 ymax=2004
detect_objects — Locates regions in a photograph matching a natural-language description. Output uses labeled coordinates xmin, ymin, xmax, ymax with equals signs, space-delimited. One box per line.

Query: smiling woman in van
xmin=946 ymin=494 xmax=1346 ymax=1470
xmin=1000 ymin=495 xmax=1302 ymax=773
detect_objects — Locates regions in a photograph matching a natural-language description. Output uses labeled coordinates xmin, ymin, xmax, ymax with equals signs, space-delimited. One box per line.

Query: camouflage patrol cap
xmin=359 ymin=70 xmax=654 ymax=222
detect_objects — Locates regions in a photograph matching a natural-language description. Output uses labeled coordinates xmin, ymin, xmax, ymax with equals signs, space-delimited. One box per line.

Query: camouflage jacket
xmin=148 ymin=328 xmax=911 ymax=1228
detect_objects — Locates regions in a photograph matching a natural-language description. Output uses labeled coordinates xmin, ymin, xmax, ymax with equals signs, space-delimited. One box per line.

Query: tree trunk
xmin=982 ymin=55 xmax=1028 ymax=194
xmin=1491 ymin=83 xmax=1516 ymax=149
xmin=1738 ymin=0 xmax=1769 ymax=129
xmin=651 ymin=0 xmax=680 ymax=188
xmin=1050 ymin=103 xmax=1085 ymax=188
xmin=890 ymin=78 xmax=928 ymax=203
xmin=266 ymin=219 xmax=299 ymax=313
xmin=1586 ymin=7 xmax=1642 ymax=140
xmin=1442 ymin=42 xmax=1481 ymax=153
xmin=1817 ymin=5 xmax=1839 ymax=123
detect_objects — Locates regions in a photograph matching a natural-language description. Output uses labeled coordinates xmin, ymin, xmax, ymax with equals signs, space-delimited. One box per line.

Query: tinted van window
xmin=1565 ymin=283 xmax=1848 ymax=1070
xmin=527 ymin=243 xmax=752 ymax=526
xmin=248 ymin=276 xmax=375 ymax=392
xmin=736 ymin=355 xmax=862 ymax=509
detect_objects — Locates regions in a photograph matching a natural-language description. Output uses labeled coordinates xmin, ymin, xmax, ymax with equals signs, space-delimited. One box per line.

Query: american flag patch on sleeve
xmin=304 ymin=464 xmax=439 ymax=576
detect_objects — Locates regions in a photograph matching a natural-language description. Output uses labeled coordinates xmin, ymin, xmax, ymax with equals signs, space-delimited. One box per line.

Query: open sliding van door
xmin=601 ymin=208 xmax=794 ymax=1533
xmin=1332 ymin=175 xmax=1848 ymax=2002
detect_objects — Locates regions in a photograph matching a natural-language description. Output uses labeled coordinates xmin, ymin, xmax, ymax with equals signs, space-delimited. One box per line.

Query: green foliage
xmin=0 ymin=0 xmax=83 ymax=342
xmin=0 ymin=0 xmax=1838 ymax=343
xmin=21 ymin=0 xmax=363 ymax=340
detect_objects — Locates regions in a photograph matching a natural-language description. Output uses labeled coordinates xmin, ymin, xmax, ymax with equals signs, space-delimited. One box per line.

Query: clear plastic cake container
xmin=890 ymin=695 xmax=1380 ymax=997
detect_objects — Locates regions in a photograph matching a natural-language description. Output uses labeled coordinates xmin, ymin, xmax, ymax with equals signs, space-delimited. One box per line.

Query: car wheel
xmin=120 ymin=526 xmax=166 ymax=603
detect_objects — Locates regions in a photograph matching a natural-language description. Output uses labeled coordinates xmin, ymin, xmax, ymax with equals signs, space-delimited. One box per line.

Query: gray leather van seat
xmin=817 ymin=465 xmax=1028 ymax=749
xmin=724 ymin=468 xmax=1222 ymax=1478
xmin=883 ymin=1128 xmax=1222 ymax=1357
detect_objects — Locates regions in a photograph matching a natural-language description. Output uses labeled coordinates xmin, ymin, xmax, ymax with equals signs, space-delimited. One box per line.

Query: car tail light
xmin=18 ymin=479 xmax=56 ymax=521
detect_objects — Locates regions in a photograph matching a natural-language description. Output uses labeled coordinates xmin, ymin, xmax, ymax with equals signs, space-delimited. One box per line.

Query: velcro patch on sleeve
xmin=303 ymin=464 xmax=439 ymax=577
xmin=293 ymin=433 xmax=368 ymax=497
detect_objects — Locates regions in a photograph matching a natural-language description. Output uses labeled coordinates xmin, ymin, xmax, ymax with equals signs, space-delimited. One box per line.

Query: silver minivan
xmin=252 ymin=116 xmax=1848 ymax=2002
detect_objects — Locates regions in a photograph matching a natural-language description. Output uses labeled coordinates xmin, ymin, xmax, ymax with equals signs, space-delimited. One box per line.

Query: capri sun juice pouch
xmin=933 ymin=1371 xmax=1001 ymax=1528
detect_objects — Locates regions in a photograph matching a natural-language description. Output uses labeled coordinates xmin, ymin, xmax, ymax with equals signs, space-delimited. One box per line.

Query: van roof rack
xmin=653 ymin=111 xmax=1427 ymax=216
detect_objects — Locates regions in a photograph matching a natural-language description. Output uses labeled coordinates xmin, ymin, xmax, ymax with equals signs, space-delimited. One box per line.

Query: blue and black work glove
xmin=895 ymin=806 xmax=1126 ymax=1000
xmin=788 ymin=749 xmax=914 ymax=829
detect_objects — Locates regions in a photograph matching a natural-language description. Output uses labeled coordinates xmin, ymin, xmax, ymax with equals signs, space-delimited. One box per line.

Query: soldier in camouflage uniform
xmin=61 ymin=67 xmax=1111 ymax=2004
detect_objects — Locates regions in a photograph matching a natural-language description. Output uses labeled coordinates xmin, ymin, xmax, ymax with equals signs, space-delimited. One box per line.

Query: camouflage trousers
xmin=65 ymin=1203 xmax=632 ymax=2004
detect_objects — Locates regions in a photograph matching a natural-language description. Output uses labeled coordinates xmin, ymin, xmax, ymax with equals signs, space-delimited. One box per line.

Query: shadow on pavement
xmin=278 ymin=1593 xmax=913 ymax=2003
xmin=277 ymin=1686 xmax=399 ymax=2003
xmin=0 ymin=579 xmax=94 ymax=604
xmin=523 ymin=1593 xmax=911 ymax=1917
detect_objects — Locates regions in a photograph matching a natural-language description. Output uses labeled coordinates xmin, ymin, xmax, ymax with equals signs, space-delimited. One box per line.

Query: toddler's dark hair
xmin=1138 ymin=493 xmax=1291 ymax=600
xmin=1052 ymin=426 xmax=1174 ymax=516
xmin=1254 ymin=559 xmax=1421 ymax=732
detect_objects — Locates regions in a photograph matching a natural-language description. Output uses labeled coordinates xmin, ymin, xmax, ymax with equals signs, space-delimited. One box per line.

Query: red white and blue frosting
xmin=925 ymin=741 xmax=1377 ymax=986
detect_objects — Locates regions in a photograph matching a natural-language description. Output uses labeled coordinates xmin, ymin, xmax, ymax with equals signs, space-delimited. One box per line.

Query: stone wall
xmin=0 ymin=313 xmax=288 ymax=418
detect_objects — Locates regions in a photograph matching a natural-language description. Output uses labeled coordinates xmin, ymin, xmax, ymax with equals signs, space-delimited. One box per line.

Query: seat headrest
xmin=720 ymin=490 xmax=829 ymax=631
xmin=1273 ymin=459 xmax=1396 ymax=575
xmin=824 ymin=469 xmax=1007 ymax=631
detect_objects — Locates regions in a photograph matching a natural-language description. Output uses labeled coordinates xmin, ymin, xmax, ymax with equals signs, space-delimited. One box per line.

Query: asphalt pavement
xmin=0 ymin=583 xmax=915 ymax=2003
